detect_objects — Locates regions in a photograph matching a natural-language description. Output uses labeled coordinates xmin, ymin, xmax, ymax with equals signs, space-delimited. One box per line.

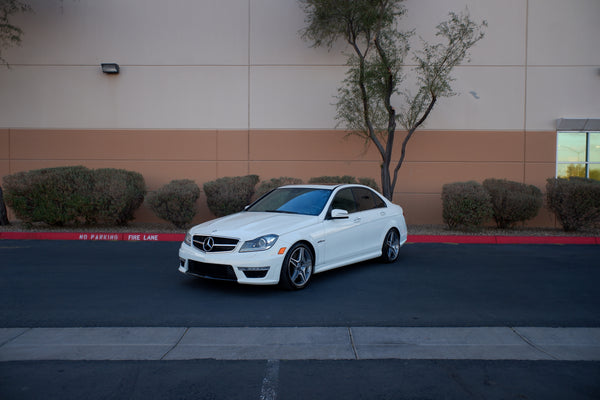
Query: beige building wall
xmin=1 ymin=0 xmax=598 ymax=225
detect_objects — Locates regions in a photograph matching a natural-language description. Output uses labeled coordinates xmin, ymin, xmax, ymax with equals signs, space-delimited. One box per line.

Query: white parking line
xmin=259 ymin=359 xmax=280 ymax=400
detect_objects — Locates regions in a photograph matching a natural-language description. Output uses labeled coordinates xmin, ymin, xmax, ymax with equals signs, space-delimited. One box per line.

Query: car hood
xmin=189 ymin=212 xmax=319 ymax=240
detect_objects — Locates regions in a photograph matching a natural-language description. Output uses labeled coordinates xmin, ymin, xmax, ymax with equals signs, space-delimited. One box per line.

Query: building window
xmin=556 ymin=131 xmax=600 ymax=180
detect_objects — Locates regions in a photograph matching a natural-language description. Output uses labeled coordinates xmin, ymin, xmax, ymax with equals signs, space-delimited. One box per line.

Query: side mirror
xmin=330 ymin=209 xmax=349 ymax=219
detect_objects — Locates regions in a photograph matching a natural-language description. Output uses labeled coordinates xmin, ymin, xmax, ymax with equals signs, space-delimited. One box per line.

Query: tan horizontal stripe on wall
xmin=0 ymin=128 xmax=557 ymax=226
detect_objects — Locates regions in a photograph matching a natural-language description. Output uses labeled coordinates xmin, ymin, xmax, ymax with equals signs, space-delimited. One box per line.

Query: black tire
xmin=279 ymin=243 xmax=314 ymax=290
xmin=381 ymin=228 xmax=400 ymax=263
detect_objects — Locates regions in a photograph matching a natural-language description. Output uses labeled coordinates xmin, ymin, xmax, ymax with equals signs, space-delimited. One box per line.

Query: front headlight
xmin=184 ymin=231 xmax=192 ymax=246
xmin=240 ymin=234 xmax=279 ymax=252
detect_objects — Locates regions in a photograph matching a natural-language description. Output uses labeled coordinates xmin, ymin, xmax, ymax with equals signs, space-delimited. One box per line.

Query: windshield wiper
xmin=265 ymin=210 xmax=301 ymax=214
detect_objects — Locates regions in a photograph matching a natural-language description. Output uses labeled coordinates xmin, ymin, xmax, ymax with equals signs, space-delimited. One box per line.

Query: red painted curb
xmin=494 ymin=236 xmax=598 ymax=245
xmin=408 ymin=235 xmax=497 ymax=244
xmin=0 ymin=232 xmax=185 ymax=242
xmin=408 ymin=235 xmax=600 ymax=245
xmin=1 ymin=231 xmax=598 ymax=245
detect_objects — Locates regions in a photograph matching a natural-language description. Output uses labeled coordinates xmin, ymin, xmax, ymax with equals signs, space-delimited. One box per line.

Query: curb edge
xmin=1 ymin=232 xmax=598 ymax=245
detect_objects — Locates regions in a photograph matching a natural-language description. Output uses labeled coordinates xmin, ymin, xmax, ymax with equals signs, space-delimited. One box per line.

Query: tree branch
xmin=391 ymin=93 xmax=436 ymax=194
xmin=348 ymin=33 xmax=386 ymax=159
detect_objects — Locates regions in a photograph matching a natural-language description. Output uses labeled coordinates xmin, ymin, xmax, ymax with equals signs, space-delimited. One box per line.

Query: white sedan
xmin=178 ymin=184 xmax=407 ymax=290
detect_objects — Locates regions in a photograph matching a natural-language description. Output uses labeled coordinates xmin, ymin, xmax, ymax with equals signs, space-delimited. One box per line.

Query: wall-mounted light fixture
xmin=101 ymin=63 xmax=120 ymax=74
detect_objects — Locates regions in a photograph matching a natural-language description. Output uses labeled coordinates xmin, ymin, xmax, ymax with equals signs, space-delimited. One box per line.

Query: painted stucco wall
xmin=1 ymin=0 xmax=598 ymax=225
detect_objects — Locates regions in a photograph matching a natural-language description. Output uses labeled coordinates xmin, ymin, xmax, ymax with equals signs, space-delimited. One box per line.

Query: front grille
xmin=187 ymin=260 xmax=237 ymax=281
xmin=193 ymin=235 xmax=239 ymax=253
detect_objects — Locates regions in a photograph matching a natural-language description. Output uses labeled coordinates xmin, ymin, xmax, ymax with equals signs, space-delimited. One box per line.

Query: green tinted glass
xmin=589 ymin=164 xmax=600 ymax=181
xmin=589 ymin=133 xmax=600 ymax=162
xmin=557 ymin=163 xmax=586 ymax=178
xmin=557 ymin=132 xmax=586 ymax=162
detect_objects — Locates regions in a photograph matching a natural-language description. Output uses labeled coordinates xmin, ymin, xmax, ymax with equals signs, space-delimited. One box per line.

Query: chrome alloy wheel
xmin=382 ymin=229 xmax=400 ymax=263
xmin=281 ymin=243 xmax=313 ymax=290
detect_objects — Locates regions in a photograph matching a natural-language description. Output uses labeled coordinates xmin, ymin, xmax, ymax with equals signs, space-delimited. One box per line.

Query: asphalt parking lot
xmin=1 ymin=240 xmax=599 ymax=399
xmin=0 ymin=240 xmax=599 ymax=327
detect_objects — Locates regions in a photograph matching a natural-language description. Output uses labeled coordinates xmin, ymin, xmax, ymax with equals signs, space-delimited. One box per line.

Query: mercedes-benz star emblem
xmin=203 ymin=237 xmax=215 ymax=252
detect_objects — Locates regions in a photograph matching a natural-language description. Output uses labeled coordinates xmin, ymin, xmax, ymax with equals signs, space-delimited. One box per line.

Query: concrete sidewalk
xmin=1 ymin=327 xmax=599 ymax=361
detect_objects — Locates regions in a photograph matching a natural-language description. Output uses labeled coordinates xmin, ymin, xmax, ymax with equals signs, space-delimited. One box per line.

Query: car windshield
xmin=247 ymin=188 xmax=332 ymax=216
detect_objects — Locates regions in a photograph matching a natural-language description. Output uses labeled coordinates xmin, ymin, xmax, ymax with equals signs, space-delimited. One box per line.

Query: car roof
xmin=277 ymin=184 xmax=372 ymax=190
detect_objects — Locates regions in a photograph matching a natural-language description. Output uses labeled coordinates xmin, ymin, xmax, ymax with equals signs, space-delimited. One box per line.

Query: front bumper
xmin=178 ymin=242 xmax=285 ymax=285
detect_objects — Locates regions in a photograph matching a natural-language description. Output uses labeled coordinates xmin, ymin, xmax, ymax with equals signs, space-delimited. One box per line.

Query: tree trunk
xmin=380 ymin=160 xmax=392 ymax=200
xmin=0 ymin=186 xmax=10 ymax=225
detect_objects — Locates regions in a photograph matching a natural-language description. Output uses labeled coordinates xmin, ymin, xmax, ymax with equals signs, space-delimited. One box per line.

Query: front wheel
xmin=279 ymin=243 xmax=314 ymax=290
xmin=381 ymin=229 xmax=400 ymax=263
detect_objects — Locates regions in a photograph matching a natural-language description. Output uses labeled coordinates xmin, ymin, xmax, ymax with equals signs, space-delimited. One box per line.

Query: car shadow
xmin=180 ymin=274 xmax=283 ymax=295
xmin=311 ymin=258 xmax=385 ymax=283
xmin=178 ymin=254 xmax=406 ymax=294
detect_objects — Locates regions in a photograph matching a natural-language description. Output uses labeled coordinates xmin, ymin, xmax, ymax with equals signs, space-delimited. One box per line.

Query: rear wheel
xmin=381 ymin=229 xmax=400 ymax=263
xmin=279 ymin=243 xmax=314 ymax=290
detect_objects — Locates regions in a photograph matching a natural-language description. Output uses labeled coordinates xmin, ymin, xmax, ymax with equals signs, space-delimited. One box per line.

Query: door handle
xmin=353 ymin=217 xmax=361 ymax=223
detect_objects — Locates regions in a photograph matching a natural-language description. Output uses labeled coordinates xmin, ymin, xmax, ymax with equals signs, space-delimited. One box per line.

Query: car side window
xmin=331 ymin=188 xmax=357 ymax=213
xmin=373 ymin=191 xmax=387 ymax=208
xmin=352 ymin=188 xmax=377 ymax=212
